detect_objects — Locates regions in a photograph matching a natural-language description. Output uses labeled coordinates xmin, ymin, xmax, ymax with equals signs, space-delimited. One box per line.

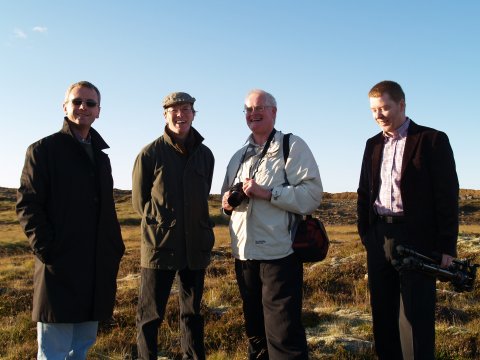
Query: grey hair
xmin=245 ymin=89 xmax=277 ymax=107
xmin=64 ymin=81 xmax=101 ymax=105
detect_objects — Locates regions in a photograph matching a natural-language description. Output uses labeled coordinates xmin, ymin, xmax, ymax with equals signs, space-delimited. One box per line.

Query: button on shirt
xmin=374 ymin=118 xmax=410 ymax=216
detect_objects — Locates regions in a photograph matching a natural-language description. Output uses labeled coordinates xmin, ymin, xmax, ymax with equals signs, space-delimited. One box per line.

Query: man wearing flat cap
xmin=132 ymin=92 xmax=215 ymax=360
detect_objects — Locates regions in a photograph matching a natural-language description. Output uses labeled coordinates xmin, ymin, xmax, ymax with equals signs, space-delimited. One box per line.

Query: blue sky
xmin=1 ymin=0 xmax=479 ymax=193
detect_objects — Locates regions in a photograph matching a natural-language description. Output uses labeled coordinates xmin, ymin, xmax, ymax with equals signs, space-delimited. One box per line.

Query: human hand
xmin=222 ymin=191 xmax=234 ymax=212
xmin=243 ymin=178 xmax=271 ymax=200
xmin=440 ymin=253 xmax=454 ymax=269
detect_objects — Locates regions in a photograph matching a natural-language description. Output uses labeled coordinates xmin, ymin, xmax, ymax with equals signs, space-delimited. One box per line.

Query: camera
xmin=227 ymin=182 xmax=247 ymax=208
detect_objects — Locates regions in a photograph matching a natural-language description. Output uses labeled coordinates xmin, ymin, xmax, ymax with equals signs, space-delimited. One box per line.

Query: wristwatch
xmin=271 ymin=186 xmax=282 ymax=200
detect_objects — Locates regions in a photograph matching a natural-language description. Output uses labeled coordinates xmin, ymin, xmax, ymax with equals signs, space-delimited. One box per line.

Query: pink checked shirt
xmin=374 ymin=118 xmax=410 ymax=216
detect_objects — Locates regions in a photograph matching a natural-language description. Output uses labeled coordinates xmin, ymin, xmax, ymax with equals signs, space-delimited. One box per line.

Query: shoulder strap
xmin=283 ymin=133 xmax=291 ymax=163
xmin=250 ymin=129 xmax=276 ymax=179
xmin=231 ymin=129 xmax=277 ymax=186
xmin=282 ymin=133 xmax=292 ymax=185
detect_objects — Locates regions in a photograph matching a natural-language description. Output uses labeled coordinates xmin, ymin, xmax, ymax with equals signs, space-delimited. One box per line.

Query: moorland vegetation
xmin=1 ymin=188 xmax=479 ymax=359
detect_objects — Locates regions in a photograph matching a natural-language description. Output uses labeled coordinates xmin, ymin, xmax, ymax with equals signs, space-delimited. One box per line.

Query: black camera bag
xmin=283 ymin=133 xmax=330 ymax=263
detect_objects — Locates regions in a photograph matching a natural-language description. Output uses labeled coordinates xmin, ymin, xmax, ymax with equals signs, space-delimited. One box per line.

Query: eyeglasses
xmin=71 ymin=99 xmax=98 ymax=108
xmin=166 ymin=107 xmax=193 ymax=114
xmin=243 ymin=105 xmax=273 ymax=114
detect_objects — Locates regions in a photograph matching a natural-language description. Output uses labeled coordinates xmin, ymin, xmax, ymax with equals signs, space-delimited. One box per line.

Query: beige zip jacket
xmin=221 ymin=130 xmax=323 ymax=260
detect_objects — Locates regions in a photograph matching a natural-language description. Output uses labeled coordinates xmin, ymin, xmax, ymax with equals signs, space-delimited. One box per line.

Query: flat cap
xmin=163 ymin=92 xmax=196 ymax=108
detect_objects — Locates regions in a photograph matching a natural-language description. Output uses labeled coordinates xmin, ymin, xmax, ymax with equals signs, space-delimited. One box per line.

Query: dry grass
xmin=0 ymin=190 xmax=479 ymax=359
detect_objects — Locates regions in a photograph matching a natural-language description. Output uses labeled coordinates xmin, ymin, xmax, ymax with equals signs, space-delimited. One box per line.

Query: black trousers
xmin=366 ymin=221 xmax=436 ymax=360
xmin=136 ymin=267 xmax=206 ymax=360
xmin=235 ymin=254 xmax=308 ymax=360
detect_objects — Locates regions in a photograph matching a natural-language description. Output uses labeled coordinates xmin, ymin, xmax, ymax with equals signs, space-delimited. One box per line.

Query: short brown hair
xmin=64 ymin=81 xmax=101 ymax=105
xmin=368 ymin=80 xmax=405 ymax=103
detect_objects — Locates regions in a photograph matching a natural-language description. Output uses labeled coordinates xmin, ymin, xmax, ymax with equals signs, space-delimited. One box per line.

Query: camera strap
xmin=232 ymin=128 xmax=277 ymax=185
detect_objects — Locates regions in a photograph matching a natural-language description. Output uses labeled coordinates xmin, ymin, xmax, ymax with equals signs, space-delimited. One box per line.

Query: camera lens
xmin=228 ymin=191 xmax=244 ymax=208
xmin=227 ymin=182 xmax=246 ymax=208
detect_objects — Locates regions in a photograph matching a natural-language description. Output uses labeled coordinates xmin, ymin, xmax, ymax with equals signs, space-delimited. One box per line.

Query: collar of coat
xmin=61 ymin=117 xmax=109 ymax=150
xmin=163 ymin=125 xmax=204 ymax=155
xmin=244 ymin=130 xmax=282 ymax=159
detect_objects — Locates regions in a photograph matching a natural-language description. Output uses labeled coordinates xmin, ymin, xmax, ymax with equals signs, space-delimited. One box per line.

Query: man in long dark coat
xmin=16 ymin=81 xmax=125 ymax=359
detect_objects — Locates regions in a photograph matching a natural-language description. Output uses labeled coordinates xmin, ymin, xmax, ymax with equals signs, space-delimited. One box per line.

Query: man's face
xmin=164 ymin=103 xmax=194 ymax=138
xmin=244 ymin=93 xmax=276 ymax=137
xmin=369 ymin=93 xmax=405 ymax=134
xmin=63 ymin=86 xmax=100 ymax=130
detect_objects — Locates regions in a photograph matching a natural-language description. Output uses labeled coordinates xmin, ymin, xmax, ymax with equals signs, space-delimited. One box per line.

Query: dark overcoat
xmin=357 ymin=120 xmax=459 ymax=256
xmin=16 ymin=118 xmax=125 ymax=323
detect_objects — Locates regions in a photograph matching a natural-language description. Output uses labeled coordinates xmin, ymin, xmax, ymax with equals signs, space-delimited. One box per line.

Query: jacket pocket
xmin=199 ymin=219 xmax=215 ymax=251
xmin=142 ymin=216 xmax=177 ymax=249
xmin=194 ymin=167 xmax=209 ymax=178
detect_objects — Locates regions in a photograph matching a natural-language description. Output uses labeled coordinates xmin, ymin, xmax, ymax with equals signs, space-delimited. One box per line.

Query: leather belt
xmin=376 ymin=215 xmax=405 ymax=224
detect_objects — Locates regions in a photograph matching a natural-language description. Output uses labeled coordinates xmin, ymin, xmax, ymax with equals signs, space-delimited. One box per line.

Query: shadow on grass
xmin=0 ymin=242 xmax=31 ymax=256
xmin=460 ymin=204 xmax=480 ymax=213
xmin=118 ymin=215 xmax=228 ymax=227
xmin=118 ymin=217 xmax=141 ymax=226
xmin=211 ymin=214 xmax=229 ymax=226
xmin=0 ymin=220 xmax=20 ymax=225
xmin=436 ymin=305 xmax=472 ymax=324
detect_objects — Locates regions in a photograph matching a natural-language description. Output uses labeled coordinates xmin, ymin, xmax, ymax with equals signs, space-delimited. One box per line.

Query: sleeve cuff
xmin=271 ymin=186 xmax=283 ymax=201
xmin=222 ymin=208 xmax=232 ymax=216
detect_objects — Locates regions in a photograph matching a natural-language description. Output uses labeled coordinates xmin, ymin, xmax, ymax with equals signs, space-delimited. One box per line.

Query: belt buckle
xmin=385 ymin=216 xmax=394 ymax=224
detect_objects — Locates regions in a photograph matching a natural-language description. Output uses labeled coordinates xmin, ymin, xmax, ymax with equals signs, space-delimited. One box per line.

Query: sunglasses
xmin=71 ymin=98 xmax=98 ymax=108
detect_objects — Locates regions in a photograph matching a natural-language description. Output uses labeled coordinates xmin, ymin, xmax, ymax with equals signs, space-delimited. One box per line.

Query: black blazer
xmin=357 ymin=120 xmax=459 ymax=256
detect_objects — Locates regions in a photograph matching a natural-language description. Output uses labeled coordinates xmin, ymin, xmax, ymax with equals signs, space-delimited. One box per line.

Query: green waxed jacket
xmin=132 ymin=127 xmax=215 ymax=270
